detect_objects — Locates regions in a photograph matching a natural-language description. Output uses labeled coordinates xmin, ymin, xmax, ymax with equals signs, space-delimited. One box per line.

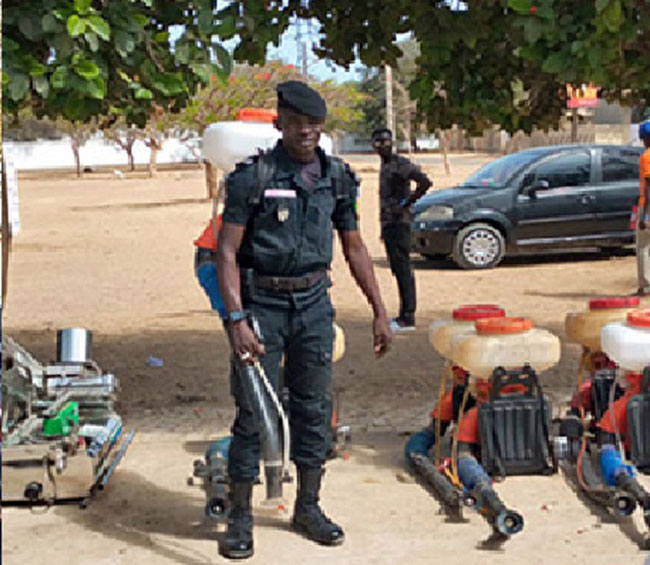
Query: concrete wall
xmin=444 ymin=122 xmax=640 ymax=154
xmin=339 ymin=133 xmax=439 ymax=153
xmin=3 ymin=136 xmax=198 ymax=171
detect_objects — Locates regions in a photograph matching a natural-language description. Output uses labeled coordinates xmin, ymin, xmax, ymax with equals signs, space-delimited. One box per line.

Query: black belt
xmin=254 ymin=270 xmax=327 ymax=292
xmin=195 ymin=247 xmax=217 ymax=266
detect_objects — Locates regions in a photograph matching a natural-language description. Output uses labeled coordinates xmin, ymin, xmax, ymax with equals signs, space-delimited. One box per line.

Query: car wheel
xmin=452 ymin=223 xmax=505 ymax=269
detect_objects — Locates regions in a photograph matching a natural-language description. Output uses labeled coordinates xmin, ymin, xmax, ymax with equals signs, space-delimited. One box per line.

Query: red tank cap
xmin=627 ymin=309 xmax=650 ymax=328
xmin=236 ymin=107 xmax=277 ymax=123
xmin=475 ymin=317 xmax=533 ymax=335
xmin=452 ymin=305 xmax=506 ymax=321
xmin=589 ymin=296 xmax=640 ymax=310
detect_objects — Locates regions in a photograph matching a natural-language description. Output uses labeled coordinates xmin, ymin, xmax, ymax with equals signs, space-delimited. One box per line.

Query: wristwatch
xmin=227 ymin=310 xmax=247 ymax=324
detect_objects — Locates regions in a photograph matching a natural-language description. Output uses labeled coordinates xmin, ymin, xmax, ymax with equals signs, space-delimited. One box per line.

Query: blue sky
xmin=265 ymin=17 xmax=364 ymax=83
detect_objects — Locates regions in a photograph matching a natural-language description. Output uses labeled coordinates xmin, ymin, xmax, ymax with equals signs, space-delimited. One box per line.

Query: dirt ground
xmin=3 ymin=154 xmax=650 ymax=565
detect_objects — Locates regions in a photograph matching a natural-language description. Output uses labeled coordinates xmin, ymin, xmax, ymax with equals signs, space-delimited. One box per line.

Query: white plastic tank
xmin=565 ymin=296 xmax=640 ymax=352
xmin=450 ymin=317 xmax=561 ymax=378
xmin=429 ymin=304 xmax=506 ymax=359
xmin=601 ymin=310 xmax=650 ymax=372
xmin=202 ymin=108 xmax=333 ymax=172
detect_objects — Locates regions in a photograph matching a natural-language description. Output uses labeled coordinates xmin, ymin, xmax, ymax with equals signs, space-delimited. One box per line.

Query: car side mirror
xmin=523 ymin=179 xmax=550 ymax=198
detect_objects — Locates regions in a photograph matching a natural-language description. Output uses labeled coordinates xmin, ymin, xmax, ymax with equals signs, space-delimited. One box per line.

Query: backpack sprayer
xmin=560 ymin=301 xmax=650 ymax=547
xmin=408 ymin=308 xmax=559 ymax=539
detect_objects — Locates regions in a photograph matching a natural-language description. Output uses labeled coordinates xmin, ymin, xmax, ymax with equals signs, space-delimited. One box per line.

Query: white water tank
xmin=601 ymin=310 xmax=650 ymax=372
xmin=203 ymin=110 xmax=333 ymax=172
xmin=450 ymin=317 xmax=561 ymax=378
xmin=429 ymin=304 xmax=506 ymax=359
xmin=565 ymin=296 xmax=640 ymax=352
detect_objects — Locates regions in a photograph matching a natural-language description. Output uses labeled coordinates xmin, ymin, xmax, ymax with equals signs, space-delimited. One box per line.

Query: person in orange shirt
xmin=194 ymin=214 xmax=227 ymax=320
xmin=637 ymin=121 xmax=650 ymax=296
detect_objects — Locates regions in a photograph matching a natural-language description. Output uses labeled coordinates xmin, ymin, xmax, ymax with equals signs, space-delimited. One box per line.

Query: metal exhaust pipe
xmin=239 ymin=363 xmax=283 ymax=501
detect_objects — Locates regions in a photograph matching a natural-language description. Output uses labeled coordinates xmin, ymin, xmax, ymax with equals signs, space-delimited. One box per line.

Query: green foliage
xmin=3 ymin=1 xmax=231 ymax=127
xmin=178 ymin=61 xmax=365 ymax=135
xmin=213 ymin=1 xmax=650 ymax=134
xmin=3 ymin=108 xmax=63 ymax=141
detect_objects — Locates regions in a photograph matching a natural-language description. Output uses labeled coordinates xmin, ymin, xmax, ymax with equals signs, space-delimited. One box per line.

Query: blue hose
xmin=457 ymin=455 xmax=491 ymax=491
xmin=404 ymin=425 xmax=436 ymax=467
xmin=600 ymin=444 xmax=635 ymax=487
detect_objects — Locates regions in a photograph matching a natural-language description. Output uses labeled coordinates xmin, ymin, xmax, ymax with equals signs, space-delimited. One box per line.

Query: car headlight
xmin=415 ymin=206 xmax=454 ymax=221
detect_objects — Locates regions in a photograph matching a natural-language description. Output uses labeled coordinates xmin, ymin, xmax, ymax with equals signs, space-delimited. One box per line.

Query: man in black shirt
xmin=372 ymin=128 xmax=432 ymax=332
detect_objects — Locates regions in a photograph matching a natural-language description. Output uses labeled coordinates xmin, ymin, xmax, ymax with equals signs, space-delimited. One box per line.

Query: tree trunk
xmin=127 ymin=147 xmax=135 ymax=171
xmin=148 ymin=139 xmax=158 ymax=177
xmin=436 ymin=128 xmax=451 ymax=175
xmin=571 ymin=108 xmax=578 ymax=143
xmin=71 ymin=138 xmax=82 ymax=178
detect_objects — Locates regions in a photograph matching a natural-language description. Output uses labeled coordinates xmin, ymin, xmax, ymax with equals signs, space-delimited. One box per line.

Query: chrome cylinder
xmin=56 ymin=328 xmax=92 ymax=363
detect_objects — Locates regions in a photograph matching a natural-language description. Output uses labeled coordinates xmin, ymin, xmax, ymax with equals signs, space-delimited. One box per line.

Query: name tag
xmin=265 ymin=188 xmax=296 ymax=198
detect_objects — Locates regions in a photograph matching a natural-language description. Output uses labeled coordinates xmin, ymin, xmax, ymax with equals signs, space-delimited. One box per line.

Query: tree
xmin=56 ymin=119 xmax=98 ymax=177
xmin=2 ymin=109 xmax=62 ymax=141
xmin=180 ymin=60 xmax=365 ymax=137
xmin=3 ymin=0 xmax=232 ymax=127
xmin=213 ymin=1 xmax=650 ymax=134
xmin=103 ymin=117 xmax=139 ymax=171
xmin=355 ymin=40 xmax=419 ymax=143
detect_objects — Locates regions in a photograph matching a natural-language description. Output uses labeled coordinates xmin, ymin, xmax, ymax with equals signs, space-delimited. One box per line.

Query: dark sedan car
xmin=411 ymin=144 xmax=642 ymax=269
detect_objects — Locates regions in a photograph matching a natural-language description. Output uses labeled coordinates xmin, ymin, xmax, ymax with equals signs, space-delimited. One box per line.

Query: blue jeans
xmin=196 ymin=261 xmax=227 ymax=319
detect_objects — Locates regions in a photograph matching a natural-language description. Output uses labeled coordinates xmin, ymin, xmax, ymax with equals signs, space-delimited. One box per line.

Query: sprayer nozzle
xmin=496 ymin=509 xmax=524 ymax=536
xmin=612 ymin=493 xmax=637 ymax=517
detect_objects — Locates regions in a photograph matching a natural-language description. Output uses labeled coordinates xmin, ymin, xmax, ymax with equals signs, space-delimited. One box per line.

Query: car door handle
xmin=578 ymin=194 xmax=595 ymax=205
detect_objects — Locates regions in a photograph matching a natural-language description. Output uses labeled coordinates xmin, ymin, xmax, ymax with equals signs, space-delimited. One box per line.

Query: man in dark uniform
xmin=372 ymin=128 xmax=432 ymax=332
xmin=217 ymin=81 xmax=392 ymax=559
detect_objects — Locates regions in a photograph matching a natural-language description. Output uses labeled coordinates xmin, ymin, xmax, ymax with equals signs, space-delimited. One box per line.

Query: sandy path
xmin=3 ymin=156 xmax=649 ymax=564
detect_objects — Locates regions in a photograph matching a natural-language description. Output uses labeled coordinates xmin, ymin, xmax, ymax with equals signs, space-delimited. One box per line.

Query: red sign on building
xmin=566 ymin=83 xmax=600 ymax=109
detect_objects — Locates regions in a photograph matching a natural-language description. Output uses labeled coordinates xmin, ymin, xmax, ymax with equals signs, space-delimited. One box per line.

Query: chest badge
xmin=277 ymin=204 xmax=290 ymax=223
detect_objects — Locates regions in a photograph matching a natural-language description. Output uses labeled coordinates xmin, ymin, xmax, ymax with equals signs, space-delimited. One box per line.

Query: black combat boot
xmin=292 ymin=467 xmax=345 ymax=546
xmin=220 ymin=481 xmax=254 ymax=559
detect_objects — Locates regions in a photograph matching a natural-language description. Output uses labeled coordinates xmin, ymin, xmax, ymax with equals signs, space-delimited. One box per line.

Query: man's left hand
xmin=373 ymin=315 xmax=392 ymax=358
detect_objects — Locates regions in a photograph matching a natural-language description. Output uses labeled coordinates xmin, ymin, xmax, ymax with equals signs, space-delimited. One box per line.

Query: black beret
xmin=277 ymin=80 xmax=327 ymax=120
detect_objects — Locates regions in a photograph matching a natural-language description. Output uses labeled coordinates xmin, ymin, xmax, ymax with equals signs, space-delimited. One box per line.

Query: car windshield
xmin=461 ymin=151 xmax=547 ymax=188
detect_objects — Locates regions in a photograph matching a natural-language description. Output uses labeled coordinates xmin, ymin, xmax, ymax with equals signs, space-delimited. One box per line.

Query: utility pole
xmin=385 ymin=64 xmax=395 ymax=143
xmin=571 ymin=108 xmax=578 ymax=143
xmin=301 ymin=41 xmax=308 ymax=77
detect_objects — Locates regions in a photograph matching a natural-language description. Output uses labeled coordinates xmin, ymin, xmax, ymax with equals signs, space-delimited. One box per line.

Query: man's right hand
xmin=373 ymin=314 xmax=392 ymax=358
xmin=229 ymin=321 xmax=265 ymax=363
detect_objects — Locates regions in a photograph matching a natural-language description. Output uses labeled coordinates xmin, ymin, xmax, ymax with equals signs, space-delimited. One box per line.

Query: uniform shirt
xmin=379 ymin=153 xmax=430 ymax=226
xmin=223 ymin=141 xmax=359 ymax=277
xmin=640 ymin=148 xmax=650 ymax=212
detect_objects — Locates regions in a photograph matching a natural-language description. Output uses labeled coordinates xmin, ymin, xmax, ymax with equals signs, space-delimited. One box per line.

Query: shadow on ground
xmin=55 ymin=470 xmax=219 ymax=565
xmin=8 ymin=307 xmax=581 ymax=435
xmin=392 ymin=248 xmax=636 ymax=272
